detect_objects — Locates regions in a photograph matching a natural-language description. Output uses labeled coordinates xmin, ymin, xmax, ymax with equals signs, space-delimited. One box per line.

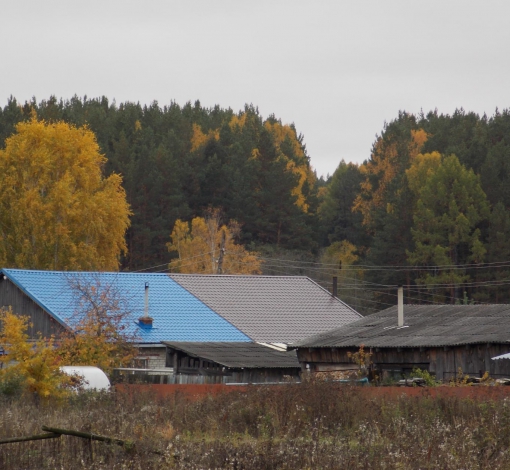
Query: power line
xmin=406 ymin=279 xmax=510 ymax=289
xmin=132 ymin=251 xmax=215 ymax=273
xmin=134 ymin=249 xmax=510 ymax=275
xmin=234 ymin=256 xmax=510 ymax=292
xmin=230 ymin=251 xmax=510 ymax=272
xmin=130 ymin=251 xmax=510 ymax=303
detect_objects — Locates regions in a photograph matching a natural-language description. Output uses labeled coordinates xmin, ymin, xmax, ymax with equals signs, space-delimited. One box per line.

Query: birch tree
xmin=0 ymin=117 xmax=131 ymax=270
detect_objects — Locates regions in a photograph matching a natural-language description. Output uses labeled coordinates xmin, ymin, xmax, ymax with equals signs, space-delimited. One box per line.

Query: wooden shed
xmin=294 ymin=305 xmax=510 ymax=382
xmin=163 ymin=342 xmax=301 ymax=384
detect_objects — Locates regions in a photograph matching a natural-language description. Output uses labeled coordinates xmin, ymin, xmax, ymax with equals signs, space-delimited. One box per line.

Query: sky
xmin=1 ymin=1 xmax=510 ymax=177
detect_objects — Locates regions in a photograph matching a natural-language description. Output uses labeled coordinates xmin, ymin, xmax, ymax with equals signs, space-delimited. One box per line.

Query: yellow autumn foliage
xmin=323 ymin=240 xmax=359 ymax=269
xmin=0 ymin=118 xmax=131 ymax=270
xmin=406 ymin=151 xmax=442 ymax=195
xmin=190 ymin=123 xmax=219 ymax=152
xmin=264 ymin=121 xmax=316 ymax=212
xmin=167 ymin=212 xmax=262 ymax=274
xmin=353 ymin=129 xmax=428 ymax=226
xmin=58 ymin=320 xmax=136 ymax=376
xmin=0 ymin=308 xmax=68 ymax=398
xmin=229 ymin=112 xmax=248 ymax=131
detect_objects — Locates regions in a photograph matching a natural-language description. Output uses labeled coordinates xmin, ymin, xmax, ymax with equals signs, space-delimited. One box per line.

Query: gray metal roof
xmin=295 ymin=304 xmax=510 ymax=349
xmin=162 ymin=341 xmax=300 ymax=368
xmin=169 ymin=274 xmax=362 ymax=344
xmin=493 ymin=353 xmax=510 ymax=360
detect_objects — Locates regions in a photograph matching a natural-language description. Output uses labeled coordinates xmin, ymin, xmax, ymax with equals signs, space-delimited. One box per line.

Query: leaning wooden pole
xmin=0 ymin=432 xmax=60 ymax=445
xmin=41 ymin=426 xmax=133 ymax=448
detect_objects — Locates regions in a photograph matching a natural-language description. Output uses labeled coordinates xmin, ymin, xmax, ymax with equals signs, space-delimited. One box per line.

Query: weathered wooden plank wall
xmin=114 ymin=368 xmax=300 ymax=385
xmin=163 ymin=348 xmax=300 ymax=383
xmin=0 ymin=277 xmax=66 ymax=338
xmin=297 ymin=344 xmax=510 ymax=380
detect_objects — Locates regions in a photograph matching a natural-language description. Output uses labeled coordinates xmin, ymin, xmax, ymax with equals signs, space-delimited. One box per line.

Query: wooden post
xmin=217 ymin=229 xmax=226 ymax=274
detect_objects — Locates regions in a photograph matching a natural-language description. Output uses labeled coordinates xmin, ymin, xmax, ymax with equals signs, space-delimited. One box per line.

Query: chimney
xmin=398 ymin=285 xmax=404 ymax=327
xmin=332 ymin=276 xmax=338 ymax=298
xmin=138 ymin=282 xmax=153 ymax=328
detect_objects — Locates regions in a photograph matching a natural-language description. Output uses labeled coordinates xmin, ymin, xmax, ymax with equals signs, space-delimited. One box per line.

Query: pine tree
xmin=407 ymin=155 xmax=490 ymax=302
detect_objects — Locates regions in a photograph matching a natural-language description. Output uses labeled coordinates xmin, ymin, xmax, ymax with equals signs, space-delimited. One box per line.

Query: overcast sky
xmin=2 ymin=1 xmax=509 ymax=177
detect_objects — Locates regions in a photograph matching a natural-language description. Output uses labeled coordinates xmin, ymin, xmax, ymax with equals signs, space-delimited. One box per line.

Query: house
xmin=0 ymin=269 xmax=361 ymax=371
xmin=294 ymin=304 xmax=510 ymax=382
xmin=0 ymin=269 xmax=249 ymax=369
xmin=162 ymin=342 xmax=301 ymax=384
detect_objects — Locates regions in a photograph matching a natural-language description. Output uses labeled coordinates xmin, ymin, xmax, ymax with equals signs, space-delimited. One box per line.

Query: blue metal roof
xmin=1 ymin=269 xmax=250 ymax=343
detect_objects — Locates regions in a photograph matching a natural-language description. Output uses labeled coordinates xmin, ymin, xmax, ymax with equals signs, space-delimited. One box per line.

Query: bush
xmin=0 ymin=370 xmax=25 ymax=397
xmin=410 ymin=367 xmax=439 ymax=386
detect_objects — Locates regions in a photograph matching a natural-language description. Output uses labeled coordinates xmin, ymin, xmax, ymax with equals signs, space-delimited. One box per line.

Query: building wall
xmin=136 ymin=346 xmax=168 ymax=369
xmin=165 ymin=347 xmax=300 ymax=383
xmin=0 ymin=277 xmax=66 ymax=338
xmin=114 ymin=367 xmax=300 ymax=384
xmin=297 ymin=344 xmax=510 ymax=381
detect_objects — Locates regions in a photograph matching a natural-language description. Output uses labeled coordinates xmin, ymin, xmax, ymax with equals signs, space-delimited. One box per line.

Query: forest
xmin=1 ymin=96 xmax=510 ymax=312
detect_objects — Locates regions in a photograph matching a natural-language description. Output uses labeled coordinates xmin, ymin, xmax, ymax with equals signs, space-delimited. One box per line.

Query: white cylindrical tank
xmin=60 ymin=366 xmax=111 ymax=391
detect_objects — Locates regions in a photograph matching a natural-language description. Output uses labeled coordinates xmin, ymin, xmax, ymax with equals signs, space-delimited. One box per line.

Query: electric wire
xmin=132 ymin=251 xmax=215 ymax=273
xmin=130 ymin=250 xmax=510 ymax=306
xmin=230 ymin=251 xmax=510 ymax=271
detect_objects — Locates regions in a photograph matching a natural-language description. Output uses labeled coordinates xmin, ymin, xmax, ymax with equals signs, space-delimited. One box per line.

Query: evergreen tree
xmin=475 ymin=202 xmax=510 ymax=303
xmin=318 ymin=160 xmax=367 ymax=248
xmin=407 ymin=155 xmax=490 ymax=302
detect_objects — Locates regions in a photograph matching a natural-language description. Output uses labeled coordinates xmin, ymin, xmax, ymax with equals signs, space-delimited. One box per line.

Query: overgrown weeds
xmin=1 ymin=380 xmax=510 ymax=468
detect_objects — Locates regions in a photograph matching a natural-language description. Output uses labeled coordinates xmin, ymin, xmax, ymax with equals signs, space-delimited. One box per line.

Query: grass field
xmin=1 ymin=380 xmax=509 ymax=469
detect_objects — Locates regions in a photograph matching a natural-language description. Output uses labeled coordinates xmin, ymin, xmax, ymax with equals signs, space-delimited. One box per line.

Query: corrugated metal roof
xmin=1 ymin=269 xmax=250 ymax=343
xmin=493 ymin=353 xmax=510 ymax=360
xmin=162 ymin=341 xmax=300 ymax=368
xmin=295 ymin=304 xmax=510 ymax=348
xmin=169 ymin=274 xmax=362 ymax=343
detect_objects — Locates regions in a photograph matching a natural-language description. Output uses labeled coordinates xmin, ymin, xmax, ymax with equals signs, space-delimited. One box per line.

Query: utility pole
xmin=217 ymin=229 xmax=226 ymax=274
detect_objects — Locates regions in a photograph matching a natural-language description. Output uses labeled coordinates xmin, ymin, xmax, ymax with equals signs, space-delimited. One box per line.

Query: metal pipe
xmin=144 ymin=282 xmax=149 ymax=318
xmin=398 ymin=285 xmax=404 ymax=327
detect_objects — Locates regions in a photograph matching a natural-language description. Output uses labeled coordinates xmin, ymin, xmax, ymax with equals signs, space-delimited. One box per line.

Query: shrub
xmin=410 ymin=367 xmax=439 ymax=386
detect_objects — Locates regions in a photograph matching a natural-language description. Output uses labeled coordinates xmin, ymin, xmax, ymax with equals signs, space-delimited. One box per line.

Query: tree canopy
xmin=0 ymin=117 xmax=131 ymax=270
xmin=167 ymin=211 xmax=262 ymax=274
xmin=406 ymin=154 xmax=490 ymax=298
xmin=3 ymin=98 xmax=510 ymax=306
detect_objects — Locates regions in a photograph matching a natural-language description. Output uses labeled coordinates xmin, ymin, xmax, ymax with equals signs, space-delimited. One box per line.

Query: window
xmin=132 ymin=358 xmax=148 ymax=369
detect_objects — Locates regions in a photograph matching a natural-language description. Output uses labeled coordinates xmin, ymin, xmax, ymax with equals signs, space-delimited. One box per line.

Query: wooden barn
xmin=162 ymin=342 xmax=301 ymax=384
xmin=294 ymin=304 xmax=510 ymax=382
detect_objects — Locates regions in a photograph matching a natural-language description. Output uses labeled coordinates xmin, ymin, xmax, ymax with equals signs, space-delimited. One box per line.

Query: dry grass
xmin=1 ymin=380 xmax=510 ymax=469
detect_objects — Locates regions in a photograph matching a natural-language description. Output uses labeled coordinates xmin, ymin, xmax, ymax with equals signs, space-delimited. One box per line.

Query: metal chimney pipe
xmin=398 ymin=285 xmax=404 ymax=327
xmin=144 ymin=282 xmax=149 ymax=318
xmin=332 ymin=276 xmax=338 ymax=298
xmin=138 ymin=282 xmax=153 ymax=327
